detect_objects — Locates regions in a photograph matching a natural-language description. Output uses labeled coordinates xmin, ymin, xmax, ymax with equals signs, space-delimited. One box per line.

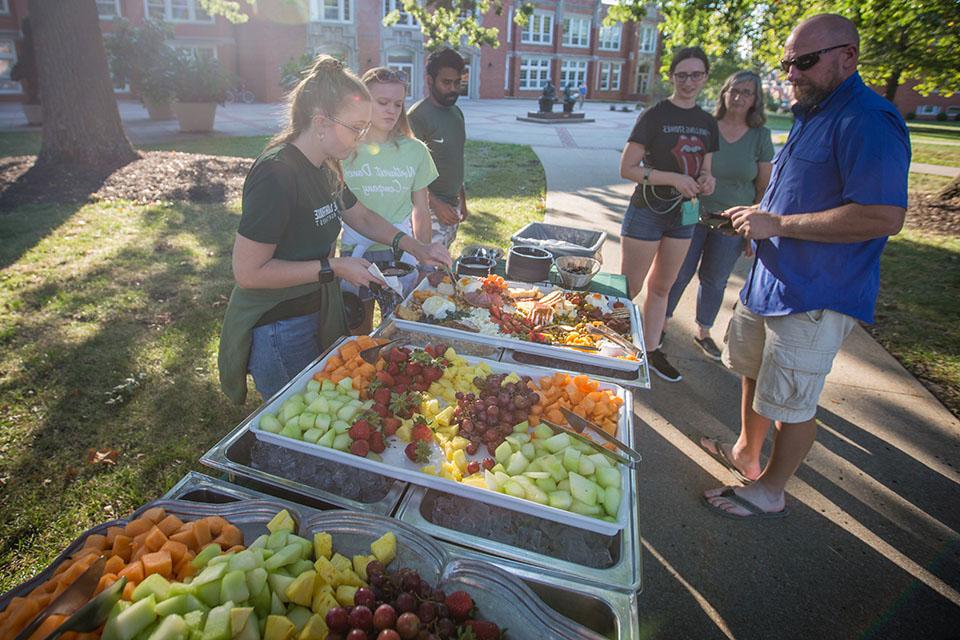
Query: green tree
xmin=383 ymin=0 xmax=533 ymax=50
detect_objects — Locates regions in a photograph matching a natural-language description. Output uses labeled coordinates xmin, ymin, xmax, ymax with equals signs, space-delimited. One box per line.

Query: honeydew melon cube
xmin=286 ymin=606 xmax=312 ymax=632
xmin=574 ymin=440 xmax=596 ymax=454
xmin=252 ymin=585 xmax=272 ymax=619
xmin=548 ymin=490 xmax=573 ymax=510
xmin=314 ymin=414 xmax=331 ymax=431
xmin=153 ymin=594 xmax=195 ymax=618
xmin=270 ymin=592 xmax=286 ymax=616
xmin=264 ymin=615 xmax=295 ymax=640
xmin=268 ymin=574 xmax=295 ymax=603
xmin=535 ymin=476 xmax=558 ymax=493
xmin=505 ymin=451 xmax=529 ymax=475
xmin=146 ymin=613 xmax=187 ymax=640
xmin=279 ymin=424 xmax=301 ymax=440
xmin=297 ymin=413 xmax=316 ymax=430
xmin=484 ymin=469 xmax=502 ymax=491
xmin=331 ymin=420 xmax=350 ymax=434
xmin=526 ymin=459 xmax=543 ymax=473
xmin=192 ymin=562 xmax=227 ymax=586
xmin=603 ymin=486 xmax=622 ymax=517
xmin=259 ymin=415 xmax=282 ymax=434
xmin=578 ymin=455 xmax=596 ymax=477
xmin=320 ymin=379 xmax=335 ymax=392
xmin=533 ymin=423 xmax=554 ymax=440
xmin=102 ymin=594 xmax=157 ymax=640
xmin=316 ymin=429 xmax=335 ymax=448
xmin=132 ymin=573 xmax=171 ymax=602
xmin=532 ymin=441 xmax=548 ymax=457
xmin=249 ymin=535 xmax=268 ymax=550
xmin=570 ymin=499 xmax=603 ymax=516
xmin=562 ymin=448 xmax=581 ymax=472
xmin=280 ymin=402 xmax=304 ymax=424
xmin=298 ymin=614 xmax=328 ymax=640
xmin=167 ymin=582 xmax=195 ymax=598
xmin=490 ymin=463 xmax=505 ymax=474
xmin=194 ymin=580 xmax=222 ymax=608
xmin=267 ymin=543 xmax=303 ymax=571
xmin=523 ymin=471 xmax=550 ymax=479
xmin=336 ymin=404 xmax=358 ymax=422
xmin=266 ymin=530 xmax=290 ymax=550
xmin=326 ymin=398 xmax=345 ymax=413
xmin=306 ymin=397 xmax=328 ymax=415
xmin=334 ymin=585 xmax=357 ymax=607
xmin=523 ymin=483 xmax=549 ymax=504
xmin=557 ymin=479 xmax=570 ymax=491
xmin=520 ymin=443 xmax=535 ymax=460
xmin=245 ymin=568 xmax=268 ymax=597
xmin=336 ymin=377 xmax=353 ymax=392
xmin=306 ymin=379 xmax=321 ymax=393
xmin=596 ymin=466 xmax=621 ymax=489
xmin=545 ymin=433 xmax=572 ymax=453
xmin=304 ymin=390 xmax=319 ymax=405
xmin=208 ymin=555 xmax=231 ymax=567
xmin=226 ymin=550 xmax=257 ymax=573
xmin=183 ymin=610 xmax=205 ymax=631
xmin=301 ymin=429 xmax=322 ymax=444
xmin=541 ymin=454 xmax=567 ymax=482
xmin=494 ymin=441 xmax=513 ymax=465
xmin=220 ymin=570 xmax=250 ymax=605
xmin=504 ymin=434 xmax=526 ymax=450
xmin=588 ymin=453 xmax=613 ymax=468
xmin=503 ymin=480 xmax=525 ymax=498
xmin=229 ymin=608 xmax=255 ymax=636
xmin=313 ymin=532 xmax=332 ymax=561
xmin=493 ymin=471 xmax=511 ymax=487
xmin=290 ymin=559 xmax=315 ymax=578
xmin=331 ymin=433 xmax=352 ymax=451
xmin=346 ymin=389 xmax=360 ymax=400
xmin=569 ymin=472 xmax=598 ymax=506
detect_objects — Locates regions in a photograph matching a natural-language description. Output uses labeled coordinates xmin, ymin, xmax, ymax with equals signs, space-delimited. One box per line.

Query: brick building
xmin=0 ymin=0 xmax=662 ymax=105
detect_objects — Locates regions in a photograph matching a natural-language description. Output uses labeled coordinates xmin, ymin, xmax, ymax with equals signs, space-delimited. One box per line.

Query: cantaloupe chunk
xmin=96 ymin=573 xmax=118 ymax=594
xmin=118 ymin=560 xmax=145 ymax=584
xmin=156 ymin=514 xmax=184 ymax=537
xmin=105 ymin=525 xmax=125 ymax=545
xmin=144 ymin=526 xmax=168 ymax=552
xmin=124 ymin=517 xmax=153 ymax=538
xmin=26 ymin=613 xmax=66 ymax=640
xmin=205 ymin=516 xmax=228 ymax=536
xmin=112 ymin=534 xmax=132 ymax=562
xmin=122 ymin=580 xmax=136 ymax=600
xmin=160 ymin=539 xmax=188 ymax=565
xmin=141 ymin=550 xmax=173 ymax=578
xmin=141 ymin=507 xmax=167 ymax=523
xmin=193 ymin=519 xmax=213 ymax=548
xmin=168 ymin=523 xmax=194 ymax=547
xmin=214 ymin=524 xmax=243 ymax=549
xmin=81 ymin=533 xmax=107 ymax=551
xmin=104 ymin=555 xmax=125 ymax=575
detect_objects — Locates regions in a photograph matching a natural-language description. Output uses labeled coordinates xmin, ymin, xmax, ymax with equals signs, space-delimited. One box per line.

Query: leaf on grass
xmin=87 ymin=448 xmax=119 ymax=466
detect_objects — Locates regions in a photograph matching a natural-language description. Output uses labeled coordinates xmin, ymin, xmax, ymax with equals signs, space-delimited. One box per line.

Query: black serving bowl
xmin=506 ymin=245 xmax=553 ymax=282
xmin=456 ymin=255 xmax=497 ymax=277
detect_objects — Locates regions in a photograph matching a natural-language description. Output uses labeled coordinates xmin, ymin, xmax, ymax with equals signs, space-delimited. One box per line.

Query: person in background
xmin=408 ymin=48 xmax=469 ymax=248
xmin=665 ymin=71 xmax=774 ymax=361
xmin=618 ymin=46 xmax=718 ymax=383
xmin=703 ymin=15 xmax=909 ymax=518
xmin=218 ymin=56 xmax=450 ymax=404
xmin=340 ymin=67 xmax=439 ymax=334
xmin=578 ymin=84 xmax=587 ymax=110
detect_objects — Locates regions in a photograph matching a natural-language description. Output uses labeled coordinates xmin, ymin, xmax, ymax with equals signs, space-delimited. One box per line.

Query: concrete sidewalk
xmin=535 ymin=139 xmax=960 ymax=639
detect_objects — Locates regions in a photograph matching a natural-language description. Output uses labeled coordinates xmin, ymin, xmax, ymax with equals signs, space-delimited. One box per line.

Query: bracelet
xmin=642 ymin=167 xmax=653 ymax=184
xmin=391 ymin=231 xmax=407 ymax=258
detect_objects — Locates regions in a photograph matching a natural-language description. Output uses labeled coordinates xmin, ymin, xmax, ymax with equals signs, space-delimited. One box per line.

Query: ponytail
xmin=268 ymin=55 xmax=370 ymax=186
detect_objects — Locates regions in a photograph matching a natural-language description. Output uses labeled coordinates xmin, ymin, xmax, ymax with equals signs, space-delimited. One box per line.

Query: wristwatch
xmin=318 ymin=258 xmax=334 ymax=284
xmin=642 ymin=167 xmax=653 ymax=184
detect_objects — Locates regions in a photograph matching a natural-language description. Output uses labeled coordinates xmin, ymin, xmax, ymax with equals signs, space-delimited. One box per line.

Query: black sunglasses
xmin=373 ymin=68 xmax=408 ymax=83
xmin=779 ymin=43 xmax=851 ymax=73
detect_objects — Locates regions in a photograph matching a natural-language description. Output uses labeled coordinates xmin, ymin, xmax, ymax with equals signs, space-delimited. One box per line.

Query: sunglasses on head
xmin=372 ymin=68 xmax=408 ymax=83
xmin=779 ymin=43 xmax=851 ymax=73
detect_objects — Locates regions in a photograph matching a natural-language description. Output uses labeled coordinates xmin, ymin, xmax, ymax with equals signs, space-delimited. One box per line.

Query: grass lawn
xmin=908 ymin=173 xmax=954 ymax=194
xmin=0 ymin=138 xmax=544 ymax=592
xmin=911 ymin=142 xmax=960 ymax=167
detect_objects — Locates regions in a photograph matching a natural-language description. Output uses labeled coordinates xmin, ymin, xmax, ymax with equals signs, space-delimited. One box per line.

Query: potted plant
xmin=10 ymin=18 xmax=41 ymax=126
xmin=172 ymin=54 xmax=229 ymax=132
xmin=104 ymin=19 xmax=178 ymax=121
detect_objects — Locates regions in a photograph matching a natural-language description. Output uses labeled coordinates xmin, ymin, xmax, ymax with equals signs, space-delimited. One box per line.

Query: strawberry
xmin=371 ymin=403 xmax=389 ymax=419
xmin=462 ymin=620 xmax=501 ymax=640
xmin=411 ymin=422 xmax=433 ymax=442
xmin=444 ymin=591 xmax=474 ymax=622
xmin=406 ymin=363 xmax=422 ymax=376
xmin=388 ymin=347 xmax=407 ymax=362
xmin=348 ymin=420 xmax=372 ymax=441
xmin=404 ymin=440 xmax=431 ymax=464
xmin=375 ymin=371 xmax=395 ymax=386
xmin=386 ymin=362 xmax=400 ymax=376
xmin=350 ymin=439 xmax=370 ymax=457
xmin=369 ymin=431 xmax=386 ymax=454
xmin=383 ymin=416 xmax=402 ymax=430
xmin=372 ymin=387 xmax=392 ymax=406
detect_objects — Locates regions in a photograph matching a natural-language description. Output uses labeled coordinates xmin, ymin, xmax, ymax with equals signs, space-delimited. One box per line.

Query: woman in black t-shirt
xmin=619 ymin=47 xmax=717 ymax=383
xmin=218 ymin=57 xmax=451 ymax=403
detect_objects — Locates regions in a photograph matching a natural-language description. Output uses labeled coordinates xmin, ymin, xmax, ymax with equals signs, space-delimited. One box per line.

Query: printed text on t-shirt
xmin=313 ymin=202 xmax=340 ymax=227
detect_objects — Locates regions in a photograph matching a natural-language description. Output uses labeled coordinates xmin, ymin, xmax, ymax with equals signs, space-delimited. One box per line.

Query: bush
xmin=104 ymin=18 xmax=176 ymax=103
xmin=279 ymin=53 xmax=316 ymax=91
xmin=906 ymin=111 xmax=916 ymax=120
xmin=174 ymin=55 xmax=230 ymax=103
xmin=936 ymin=112 xmax=948 ymax=121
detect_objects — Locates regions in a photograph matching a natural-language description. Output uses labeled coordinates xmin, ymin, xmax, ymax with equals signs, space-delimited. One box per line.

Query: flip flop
xmin=703 ymin=487 xmax=788 ymax=520
xmin=699 ymin=436 xmax=754 ymax=485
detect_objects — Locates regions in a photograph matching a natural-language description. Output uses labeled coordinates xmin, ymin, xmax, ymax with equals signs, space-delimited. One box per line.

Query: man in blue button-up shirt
xmin=702 ymin=14 xmax=909 ymax=518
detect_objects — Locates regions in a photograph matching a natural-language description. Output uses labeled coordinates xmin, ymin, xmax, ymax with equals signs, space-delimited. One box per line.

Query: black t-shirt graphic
xmin=627 ymin=100 xmax=719 ymax=212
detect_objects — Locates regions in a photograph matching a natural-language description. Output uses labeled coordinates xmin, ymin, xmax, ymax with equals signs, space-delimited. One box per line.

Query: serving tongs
xmin=14 ymin=556 xmax=106 ymax=640
xmin=585 ymin=323 xmax=644 ymax=359
xmin=358 ymin=338 xmax=398 ymax=365
xmin=43 ymin=576 xmax=128 ymax=640
xmin=540 ymin=418 xmax=637 ymax=469
xmin=561 ymin=407 xmax=642 ymax=466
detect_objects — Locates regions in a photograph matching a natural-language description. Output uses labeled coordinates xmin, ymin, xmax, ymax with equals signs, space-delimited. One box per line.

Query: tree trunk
xmin=28 ymin=0 xmax=136 ymax=169
xmin=938 ymin=175 xmax=960 ymax=201
xmin=883 ymin=67 xmax=902 ymax=102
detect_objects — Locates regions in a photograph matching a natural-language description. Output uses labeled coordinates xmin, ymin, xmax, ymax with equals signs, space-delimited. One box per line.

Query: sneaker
xmin=648 ymin=349 xmax=682 ymax=382
xmin=658 ymin=330 xmax=665 ymax=350
xmin=694 ymin=336 xmax=722 ymax=361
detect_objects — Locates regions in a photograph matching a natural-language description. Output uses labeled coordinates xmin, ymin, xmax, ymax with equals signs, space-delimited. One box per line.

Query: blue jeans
xmin=666 ymin=223 xmax=743 ymax=329
xmin=248 ymin=311 xmax=322 ymax=401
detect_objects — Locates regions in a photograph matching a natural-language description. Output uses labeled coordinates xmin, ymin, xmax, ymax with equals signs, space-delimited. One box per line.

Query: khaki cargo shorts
xmin=722 ymin=303 xmax=856 ymax=423
xmin=430 ymin=204 xmax=461 ymax=249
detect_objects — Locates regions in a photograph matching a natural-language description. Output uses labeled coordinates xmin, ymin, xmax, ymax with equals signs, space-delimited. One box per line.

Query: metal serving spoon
xmin=44 ymin=576 xmax=128 ymax=640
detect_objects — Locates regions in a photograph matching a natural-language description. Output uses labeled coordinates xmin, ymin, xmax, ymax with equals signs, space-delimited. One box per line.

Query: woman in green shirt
xmin=340 ymin=67 xmax=439 ymax=333
xmin=665 ymin=70 xmax=774 ymax=360
xmin=218 ymin=57 xmax=451 ymax=403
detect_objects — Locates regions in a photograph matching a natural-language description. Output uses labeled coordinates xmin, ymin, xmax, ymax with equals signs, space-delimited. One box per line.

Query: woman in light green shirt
xmin=341 ymin=67 xmax=439 ymax=333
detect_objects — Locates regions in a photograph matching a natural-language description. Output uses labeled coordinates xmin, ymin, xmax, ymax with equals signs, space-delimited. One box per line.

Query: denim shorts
xmin=248 ymin=311 xmax=322 ymax=401
xmin=620 ymin=204 xmax=696 ymax=241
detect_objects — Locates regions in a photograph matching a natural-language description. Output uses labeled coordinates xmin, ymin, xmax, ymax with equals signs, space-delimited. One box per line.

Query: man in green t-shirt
xmin=408 ymin=48 xmax=469 ymax=247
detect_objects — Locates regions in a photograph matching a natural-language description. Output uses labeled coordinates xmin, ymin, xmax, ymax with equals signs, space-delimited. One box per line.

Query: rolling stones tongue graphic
xmin=671 ymin=135 xmax=705 ymax=176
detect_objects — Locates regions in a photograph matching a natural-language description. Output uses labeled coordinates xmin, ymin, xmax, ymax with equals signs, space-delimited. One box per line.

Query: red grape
xmin=374 ymin=604 xmax=397 ymax=631
xmin=378 ymin=631 xmax=401 ymax=640
xmin=396 ymin=613 xmax=421 ymax=639
xmin=354 ymin=587 xmax=376 ymax=609
xmin=346 ymin=630 xmax=367 ymax=640
xmin=326 ymin=607 xmax=350 ymax=633
xmin=349 ymin=605 xmax=373 ymax=631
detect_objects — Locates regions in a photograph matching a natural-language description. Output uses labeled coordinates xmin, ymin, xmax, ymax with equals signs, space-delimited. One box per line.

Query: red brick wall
xmin=876 ymin=79 xmax=960 ymax=119
xmin=234 ymin=10 xmax=306 ymax=103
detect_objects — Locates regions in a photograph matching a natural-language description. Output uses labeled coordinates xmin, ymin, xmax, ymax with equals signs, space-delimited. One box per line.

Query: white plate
xmin=249 ymin=337 xmax=632 ymax=536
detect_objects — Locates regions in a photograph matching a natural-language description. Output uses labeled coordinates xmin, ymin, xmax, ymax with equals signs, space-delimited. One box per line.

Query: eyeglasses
xmin=729 ymin=88 xmax=756 ymax=99
xmin=779 ymin=43 xmax=851 ymax=73
xmin=672 ymin=71 xmax=706 ymax=82
xmin=321 ymin=114 xmax=371 ymax=140
xmin=372 ymin=68 xmax=408 ymax=83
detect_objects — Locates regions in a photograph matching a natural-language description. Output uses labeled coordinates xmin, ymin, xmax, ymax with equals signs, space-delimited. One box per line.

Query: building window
xmin=0 ymin=38 xmax=18 ymax=93
xmin=504 ymin=56 xmax=510 ymax=90
xmin=386 ymin=49 xmax=415 ymax=87
xmin=316 ymin=0 xmax=351 ymax=23
xmin=519 ymin=57 xmax=551 ymax=90
xmin=560 ymin=60 xmax=587 ymax=89
xmin=384 ymin=0 xmax=416 ymax=26
xmin=639 ymin=24 xmax=657 ymax=53
xmin=97 ymin=0 xmax=122 ymax=19
xmin=507 ymin=7 xmax=512 ymax=43
xmin=0 ymin=0 xmax=10 ymax=15
xmin=521 ymin=12 xmax=553 ymax=45
xmin=916 ymin=104 xmax=941 ymax=116
xmin=175 ymin=44 xmax=217 ymax=60
xmin=636 ymin=63 xmax=650 ymax=94
xmin=598 ymin=61 xmax=621 ymax=91
xmin=146 ymin=0 xmax=214 ymax=24
xmin=598 ymin=24 xmax=621 ymax=51
xmin=562 ymin=15 xmax=590 ymax=48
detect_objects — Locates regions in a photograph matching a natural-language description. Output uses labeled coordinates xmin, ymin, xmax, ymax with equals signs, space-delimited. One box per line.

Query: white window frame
xmin=173 ymin=44 xmax=218 ymax=61
xmin=597 ymin=61 xmax=621 ymax=91
xmin=916 ymin=104 xmax=940 ymax=116
xmin=598 ymin=24 xmax=621 ymax=51
xmin=636 ymin=64 xmax=650 ymax=94
xmin=519 ymin=56 xmax=551 ymax=91
xmin=97 ymin=0 xmax=122 ymax=19
xmin=384 ymin=0 xmax=417 ymax=27
xmin=562 ymin=15 xmax=590 ymax=48
xmin=145 ymin=0 xmax=215 ymax=24
xmin=507 ymin=7 xmax=512 ymax=43
xmin=521 ymin=12 xmax=553 ymax=45
xmin=560 ymin=59 xmax=587 ymax=89
xmin=639 ymin=24 xmax=657 ymax=53
xmin=0 ymin=0 xmax=9 ymax=16
xmin=504 ymin=55 xmax=510 ymax=90
xmin=0 ymin=37 xmax=18 ymax=94
xmin=313 ymin=0 xmax=352 ymax=23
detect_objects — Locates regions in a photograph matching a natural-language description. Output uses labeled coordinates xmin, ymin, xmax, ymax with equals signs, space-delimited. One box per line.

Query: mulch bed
xmin=0 ymin=151 xmax=252 ymax=211
xmin=905 ymin=192 xmax=960 ymax=237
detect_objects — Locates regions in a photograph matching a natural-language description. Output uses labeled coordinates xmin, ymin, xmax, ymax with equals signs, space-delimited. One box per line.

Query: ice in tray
xmin=247 ymin=336 xmax=634 ymax=536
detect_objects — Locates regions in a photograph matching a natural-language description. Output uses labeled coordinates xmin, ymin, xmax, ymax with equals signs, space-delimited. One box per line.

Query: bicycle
xmin=225 ymin=81 xmax=256 ymax=104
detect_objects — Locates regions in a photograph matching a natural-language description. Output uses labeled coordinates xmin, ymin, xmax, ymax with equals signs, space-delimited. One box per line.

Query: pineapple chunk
xmin=352 ymin=555 xmax=376 ymax=581
xmin=285 ymin=570 xmax=316 ymax=607
xmin=336 ymin=568 xmax=363 ymax=588
xmin=396 ymin=422 xmax=413 ymax=442
xmin=311 ymin=589 xmax=339 ymax=617
xmin=330 ymin=553 xmax=352 ymax=573
xmin=449 ymin=436 xmax=470 ymax=451
xmin=267 ymin=510 xmax=296 ymax=534
xmin=420 ymin=464 xmax=438 ymax=475
xmin=313 ymin=556 xmax=337 ymax=587
xmin=265 ymin=615 xmax=296 ymax=640
xmin=462 ymin=475 xmax=486 ymax=488
xmin=452 ymin=448 xmax=468 ymax=473
xmin=440 ymin=461 xmax=462 ymax=481
xmin=434 ymin=406 xmax=456 ymax=428
xmin=369 ymin=531 xmax=397 ymax=566
xmin=335 ymin=585 xmax=358 ymax=607
xmin=312 ymin=532 xmax=332 ymax=561
xmin=299 ymin=614 xmax=329 ymax=640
